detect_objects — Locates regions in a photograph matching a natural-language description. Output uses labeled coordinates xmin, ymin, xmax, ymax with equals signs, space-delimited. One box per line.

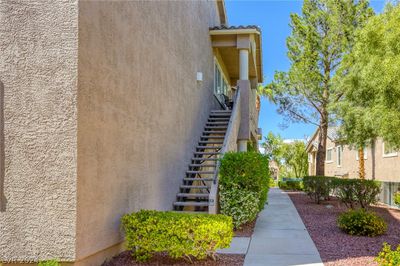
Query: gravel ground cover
xmin=102 ymin=251 xmax=244 ymax=266
xmin=288 ymin=192 xmax=400 ymax=266
xmin=234 ymin=219 xmax=257 ymax=237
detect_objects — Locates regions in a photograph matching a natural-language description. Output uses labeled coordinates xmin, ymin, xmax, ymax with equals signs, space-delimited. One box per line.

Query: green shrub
xmin=278 ymin=180 xmax=303 ymax=191
xmin=219 ymin=152 xmax=270 ymax=210
xmin=376 ymin=243 xmax=400 ymax=266
xmin=278 ymin=181 xmax=288 ymax=190
xmin=334 ymin=178 xmax=381 ymax=208
xmin=337 ymin=209 xmax=387 ymax=237
xmin=38 ymin=260 xmax=60 ymax=266
xmin=394 ymin=192 xmax=400 ymax=206
xmin=303 ymin=176 xmax=335 ymax=204
xmin=121 ymin=210 xmax=233 ymax=262
xmin=220 ymin=186 xmax=259 ymax=229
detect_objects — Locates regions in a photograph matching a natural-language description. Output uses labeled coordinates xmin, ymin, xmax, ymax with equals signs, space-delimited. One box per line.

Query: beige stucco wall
xmin=75 ymin=1 xmax=221 ymax=262
xmin=0 ymin=0 xmax=78 ymax=262
xmin=309 ymin=136 xmax=400 ymax=182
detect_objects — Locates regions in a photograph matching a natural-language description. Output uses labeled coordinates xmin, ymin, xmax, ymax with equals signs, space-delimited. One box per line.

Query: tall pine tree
xmin=264 ymin=0 xmax=373 ymax=175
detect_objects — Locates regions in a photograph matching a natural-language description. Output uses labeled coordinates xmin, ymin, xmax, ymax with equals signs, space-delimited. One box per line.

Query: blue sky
xmin=225 ymin=0 xmax=386 ymax=141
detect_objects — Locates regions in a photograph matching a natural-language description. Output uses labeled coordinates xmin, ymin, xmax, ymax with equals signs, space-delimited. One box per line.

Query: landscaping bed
xmin=234 ymin=219 xmax=257 ymax=237
xmin=288 ymin=192 xmax=400 ymax=266
xmin=103 ymin=251 xmax=244 ymax=266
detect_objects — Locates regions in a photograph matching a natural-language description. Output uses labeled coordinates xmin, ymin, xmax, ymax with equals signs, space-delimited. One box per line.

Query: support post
xmin=238 ymin=140 xmax=247 ymax=152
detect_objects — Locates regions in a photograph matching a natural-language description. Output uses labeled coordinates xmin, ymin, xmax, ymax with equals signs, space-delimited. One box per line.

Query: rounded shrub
xmin=219 ymin=152 xmax=270 ymax=210
xmin=337 ymin=209 xmax=387 ymax=237
xmin=376 ymin=243 xmax=400 ymax=266
xmin=121 ymin=210 xmax=233 ymax=262
xmin=220 ymin=186 xmax=259 ymax=229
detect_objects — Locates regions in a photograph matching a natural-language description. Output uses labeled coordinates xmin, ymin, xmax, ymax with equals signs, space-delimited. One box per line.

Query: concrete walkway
xmin=244 ymin=188 xmax=323 ymax=266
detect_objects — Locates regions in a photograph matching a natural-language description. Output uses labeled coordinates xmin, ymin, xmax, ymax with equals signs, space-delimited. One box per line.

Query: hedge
xmin=278 ymin=179 xmax=303 ymax=191
xmin=121 ymin=210 xmax=233 ymax=262
xmin=303 ymin=176 xmax=335 ymax=204
xmin=219 ymin=152 xmax=270 ymax=210
xmin=303 ymin=176 xmax=381 ymax=208
xmin=334 ymin=178 xmax=381 ymax=208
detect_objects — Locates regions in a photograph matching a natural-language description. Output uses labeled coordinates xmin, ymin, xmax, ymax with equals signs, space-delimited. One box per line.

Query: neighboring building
xmin=0 ymin=1 xmax=262 ymax=265
xmin=306 ymin=127 xmax=400 ymax=208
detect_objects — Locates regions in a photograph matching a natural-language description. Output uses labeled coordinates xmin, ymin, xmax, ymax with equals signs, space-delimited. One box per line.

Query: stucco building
xmin=0 ymin=0 xmax=263 ymax=265
xmin=307 ymin=127 xmax=400 ymax=208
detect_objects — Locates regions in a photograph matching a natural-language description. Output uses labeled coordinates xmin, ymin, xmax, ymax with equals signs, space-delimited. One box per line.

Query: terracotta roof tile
xmin=209 ymin=25 xmax=261 ymax=33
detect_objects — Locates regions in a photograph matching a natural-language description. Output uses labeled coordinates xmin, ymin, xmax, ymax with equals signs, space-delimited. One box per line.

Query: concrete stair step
xmin=208 ymin=118 xmax=230 ymax=121
xmin=200 ymin=135 xmax=225 ymax=139
xmin=186 ymin=170 xmax=215 ymax=174
xmin=202 ymin=131 xmax=226 ymax=134
xmin=191 ymin=157 xmax=219 ymax=161
xmin=204 ymin=126 xmax=228 ymax=130
xmin=209 ymin=114 xmax=231 ymax=117
xmin=206 ymin=122 xmax=229 ymax=125
xmin=196 ymin=146 xmax=222 ymax=150
xmin=189 ymin=164 xmax=217 ymax=168
xmin=183 ymin=177 xmax=213 ymax=181
xmin=211 ymin=110 xmax=232 ymax=113
xmin=177 ymin=193 xmax=210 ymax=198
xmin=198 ymin=141 xmax=224 ymax=144
xmin=173 ymin=201 xmax=209 ymax=207
xmin=173 ymin=210 xmax=208 ymax=214
xmin=194 ymin=152 xmax=220 ymax=155
xmin=180 ymin=185 xmax=209 ymax=189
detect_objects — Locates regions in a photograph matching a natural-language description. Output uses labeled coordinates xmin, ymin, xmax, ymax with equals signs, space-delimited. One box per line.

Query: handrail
xmin=214 ymin=89 xmax=241 ymax=183
xmin=209 ymin=88 xmax=241 ymax=214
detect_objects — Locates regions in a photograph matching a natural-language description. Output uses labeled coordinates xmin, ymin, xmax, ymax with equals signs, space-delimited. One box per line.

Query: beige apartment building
xmin=307 ymin=127 xmax=400 ymax=208
xmin=0 ymin=1 xmax=262 ymax=265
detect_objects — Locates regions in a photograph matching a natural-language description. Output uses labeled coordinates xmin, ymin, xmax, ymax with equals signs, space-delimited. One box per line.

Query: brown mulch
xmin=102 ymin=251 xmax=244 ymax=266
xmin=234 ymin=219 xmax=257 ymax=237
xmin=288 ymin=192 xmax=400 ymax=266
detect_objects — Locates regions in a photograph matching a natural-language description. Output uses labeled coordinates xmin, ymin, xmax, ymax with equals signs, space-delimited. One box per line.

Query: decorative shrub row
xmin=334 ymin=178 xmax=381 ymax=208
xmin=278 ymin=180 xmax=303 ymax=191
xmin=337 ymin=209 xmax=387 ymax=237
xmin=219 ymin=187 xmax=259 ymax=229
xmin=376 ymin=243 xmax=400 ymax=266
xmin=303 ymin=176 xmax=335 ymax=204
xmin=303 ymin=176 xmax=381 ymax=207
xmin=219 ymin=152 xmax=270 ymax=228
xmin=121 ymin=210 xmax=233 ymax=262
xmin=394 ymin=192 xmax=400 ymax=206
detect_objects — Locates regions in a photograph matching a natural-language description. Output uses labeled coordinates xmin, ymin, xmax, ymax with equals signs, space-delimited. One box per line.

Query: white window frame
xmin=356 ymin=147 xmax=368 ymax=160
xmin=325 ymin=148 xmax=333 ymax=163
xmin=383 ymin=142 xmax=398 ymax=158
xmin=337 ymin=146 xmax=343 ymax=167
xmin=213 ymin=58 xmax=229 ymax=97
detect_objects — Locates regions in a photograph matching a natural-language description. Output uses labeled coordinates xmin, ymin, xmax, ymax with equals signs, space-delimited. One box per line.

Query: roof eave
xmin=209 ymin=29 xmax=261 ymax=36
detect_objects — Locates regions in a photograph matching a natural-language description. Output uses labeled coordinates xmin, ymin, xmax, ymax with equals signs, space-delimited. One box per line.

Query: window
xmin=383 ymin=142 xmax=398 ymax=157
xmin=214 ymin=60 xmax=229 ymax=98
xmin=326 ymin=148 xmax=333 ymax=163
xmin=337 ymin=146 xmax=343 ymax=167
xmin=356 ymin=147 xmax=368 ymax=160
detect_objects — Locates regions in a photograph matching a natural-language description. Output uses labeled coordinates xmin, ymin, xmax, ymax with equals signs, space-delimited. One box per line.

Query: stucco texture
xmin=0 ymin=0 xmax=78 ymax=262
xmin=316 ymin=137 xmax=400 ymax=182
xmin=75 ymin=1 xmax=220 ymax=262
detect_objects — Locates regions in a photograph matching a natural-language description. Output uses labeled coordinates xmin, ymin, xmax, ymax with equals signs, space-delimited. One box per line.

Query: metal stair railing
xmin=208 ymin=88 xmax=241 ymax=214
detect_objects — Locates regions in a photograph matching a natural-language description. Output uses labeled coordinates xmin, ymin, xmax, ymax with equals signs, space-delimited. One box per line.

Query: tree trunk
xmin=316 ymin=120 xmax=328 ymax=176
xmin=358 ymin=148 xmax=365 ymax=179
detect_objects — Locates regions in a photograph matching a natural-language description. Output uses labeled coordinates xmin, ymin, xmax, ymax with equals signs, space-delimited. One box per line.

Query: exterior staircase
xmin=173 ymin=109 xmax=232 ymax=213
